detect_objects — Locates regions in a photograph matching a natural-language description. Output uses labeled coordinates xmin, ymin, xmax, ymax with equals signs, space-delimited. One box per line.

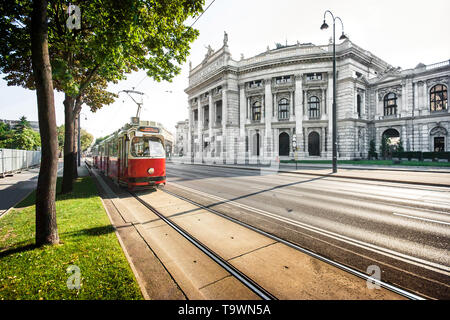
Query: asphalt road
xmin=165 ymin=162 xmax=450 ymax=299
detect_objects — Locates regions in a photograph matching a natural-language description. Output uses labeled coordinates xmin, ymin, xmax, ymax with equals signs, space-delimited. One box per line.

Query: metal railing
xmin=0 ymin=148 xmax=41 ymax=177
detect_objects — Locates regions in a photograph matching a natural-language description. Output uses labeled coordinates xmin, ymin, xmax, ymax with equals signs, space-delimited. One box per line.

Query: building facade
xmin=174 ymin=120 xmax=189 ymax=157
xmin=0 ymin=119 xmax=40 ymax=132
xmin=182 ymin=33 xmax=449 ymax=163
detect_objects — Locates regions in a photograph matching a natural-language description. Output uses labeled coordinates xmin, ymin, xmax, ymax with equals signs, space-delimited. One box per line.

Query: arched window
xmin=383 ymin=93 xmax=397 ymax=116
xmin=308 ymin=96 xmax=320 ymax=119
xmin=278 ymin=98 xmax=289 ymax=120
xmin=252 ymin=101 xmax=261 ymax=121
xmin=357 ymin=94 xmax=362 ymax=118
xmin=430 ymin=84 xmax=448 ymax=112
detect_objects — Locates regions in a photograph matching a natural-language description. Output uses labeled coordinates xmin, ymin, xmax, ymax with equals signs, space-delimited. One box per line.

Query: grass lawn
xmin=280 ymin=159 xmax=450 ymax=167
xmin=0 ymin=176 xmax=143 ymax=300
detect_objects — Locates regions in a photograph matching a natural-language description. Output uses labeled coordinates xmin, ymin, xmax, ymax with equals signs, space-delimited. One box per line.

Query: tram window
xmin=131 ymin=137 xmax=165 ymax=158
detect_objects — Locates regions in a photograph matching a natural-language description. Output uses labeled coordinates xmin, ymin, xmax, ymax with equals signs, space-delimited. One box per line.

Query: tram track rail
xmin=86 ymin=160 xmax=426 ymax=300
xmin=159 ymin=187 xmax=427 ymax=301
xmin=131 ymin=191 xmax=277 ymax=300
xmin=86 ymin=160 xmax=276 ymax=300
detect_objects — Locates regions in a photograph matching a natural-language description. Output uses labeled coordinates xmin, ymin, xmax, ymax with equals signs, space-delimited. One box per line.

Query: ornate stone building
xmin=181 ymin=32 xmax=449 ymax=163
xmin=174 ymin=120 xmax=189 ymax=156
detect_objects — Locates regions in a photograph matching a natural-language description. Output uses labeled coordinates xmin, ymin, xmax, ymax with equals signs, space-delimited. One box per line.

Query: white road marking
xmin=170 ymin=182 xmax=450 ymax=275
xmin=393 ymin=212 xmax=450 ymax=226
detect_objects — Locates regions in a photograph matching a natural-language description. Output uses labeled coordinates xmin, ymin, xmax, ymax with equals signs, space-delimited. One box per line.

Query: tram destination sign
xmin=138 ymin=126 xmax=160 ymax=133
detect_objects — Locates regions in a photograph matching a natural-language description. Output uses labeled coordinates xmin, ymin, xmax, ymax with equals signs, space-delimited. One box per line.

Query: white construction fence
xmin=0 ymin=148 xmax=41 ymax=176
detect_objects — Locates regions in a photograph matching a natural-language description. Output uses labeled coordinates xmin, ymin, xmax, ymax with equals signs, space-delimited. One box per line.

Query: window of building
xmin=357 ymin=94 xmax=362 ymax=118
xmin=275 ymin=76 xmax=291 ymax=84
xmin=204 ymin=106 xmax=209 ymax=127
xmin=215 ymin=101 xmax=222 ymax=123
xmin=252 ymin=101 xmax=261 ymax=121
xmin=278 ymin=98 xmax=289 ymax=120
xmin=308 ymin=96 xmax=320 ymax=119
xmin=430 ymin=84 xmax=448 ymax=112
xmin=383 ymin=93 xmax=397 ymax=116
xmin=306 ymin=73 xmax=322 ymax=81
xmin=434 ymin=137 xmax=445 ymax=152
xmin=249 ymin=80 xmax=263 ymax=88
xmin=193 ymin=109 xmax=198 ymax=121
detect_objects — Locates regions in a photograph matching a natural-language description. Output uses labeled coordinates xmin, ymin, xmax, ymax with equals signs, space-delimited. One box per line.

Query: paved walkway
xmin=0 ymin=167 xmax=40 ymax=218
xmin=0 ymin=161 xmax=89 ymax=218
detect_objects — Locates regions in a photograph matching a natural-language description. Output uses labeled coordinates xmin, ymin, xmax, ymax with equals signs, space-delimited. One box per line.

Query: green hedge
xmin=392 ymin=151 xmax=423 ymax=160
xmin=391 ymin=151 xmax=450 ymax=161
xmin=423 ymin=152 xmax=450 ymax=160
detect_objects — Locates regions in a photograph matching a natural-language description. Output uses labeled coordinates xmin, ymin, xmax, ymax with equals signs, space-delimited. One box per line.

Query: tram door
xmin=120 ymin=136 xmax=129 ymax=178
xmin=118 ymin=139 xmax=123 ymax=180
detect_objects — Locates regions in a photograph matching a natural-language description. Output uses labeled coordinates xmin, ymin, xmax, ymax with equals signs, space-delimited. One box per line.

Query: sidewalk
xmin=0 ymin=167 xmax=40 ymax=218
xmin=1 ymin=161 xmax=88 ymax=218
xmin=169 ymin=160 xmax=450 ymax=188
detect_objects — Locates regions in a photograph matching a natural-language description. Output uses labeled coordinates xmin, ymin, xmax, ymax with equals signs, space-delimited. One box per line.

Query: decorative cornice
xmin=426 ymin=76 xmax=449 ymax=88
xmin=430 ymin=125 xmax=448 ymax=136
xmin=377 ymin=85 xmax=402 ymax=101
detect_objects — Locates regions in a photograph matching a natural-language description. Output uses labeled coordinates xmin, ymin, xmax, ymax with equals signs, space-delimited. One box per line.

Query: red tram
xmin=92 ymin=120 xmax=166 ymax=190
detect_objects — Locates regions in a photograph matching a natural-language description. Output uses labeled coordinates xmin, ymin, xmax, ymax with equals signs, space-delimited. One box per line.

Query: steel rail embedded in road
xmin=130 ymin=191 xmax=277 ymax=301
xmin=162 ymin=188 xmax=427 ymax=301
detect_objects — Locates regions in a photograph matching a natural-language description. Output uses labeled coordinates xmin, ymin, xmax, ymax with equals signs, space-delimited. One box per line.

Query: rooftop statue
xmin=223 ymin=31 xmax=228 ymax=46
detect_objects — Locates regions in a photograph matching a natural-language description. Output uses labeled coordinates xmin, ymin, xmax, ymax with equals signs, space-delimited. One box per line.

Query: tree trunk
xmin=31 ymin=0 xmax=59 ymax=246
xmin=72 ymin=97 xmax=83 ymax=178
xmin=62 ymin=94 xmax=75 ymax=193
xmin=73 ymin=114 xmax=78 ymax=178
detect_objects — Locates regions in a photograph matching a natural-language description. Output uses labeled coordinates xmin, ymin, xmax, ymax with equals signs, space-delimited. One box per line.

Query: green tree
xmin=57 ymin=124 xmax=93 ymax=153
xmin=94 ymin=136 xmax=108 ymax=146
xmin=368 ymin=139 xmax=377 ymax=159
xmin=1 ymin=0 xmax=205 ymax=193
xmin=16 ymin=115 xmax=31 ymax=132
xmin=396 ymin=138 xmax=405 ymax=153
xmin=0 ymin=122 xmax=13 ymax=147
xmin=80 ymin=129 xmax=93 ymax=152
xmin=7 ymin=127 xmax=41 ymax=150
xmin=380 ymin=135 xmax=389 ymax=159
xmin=0 ymin=0 xmax=60 ymax=245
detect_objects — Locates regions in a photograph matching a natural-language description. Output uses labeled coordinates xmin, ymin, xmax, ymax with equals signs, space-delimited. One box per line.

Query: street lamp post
xmin=292 ymin=134 xmax=297 ymax=170
xmin=320 ymin=10 xmax=347 ymax=173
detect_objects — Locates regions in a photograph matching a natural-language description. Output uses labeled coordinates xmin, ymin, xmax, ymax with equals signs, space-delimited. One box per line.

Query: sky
xmin=0 ymin=0 xmax=449 ymax=139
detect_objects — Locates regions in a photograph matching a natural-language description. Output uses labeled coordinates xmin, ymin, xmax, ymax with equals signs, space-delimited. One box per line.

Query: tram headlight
xmin=147 ymin=168 xmax=154 ymax=174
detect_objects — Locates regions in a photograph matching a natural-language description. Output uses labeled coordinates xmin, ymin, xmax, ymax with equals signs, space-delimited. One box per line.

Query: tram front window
xmin=131 ymin=137 xmax=165 ymax=158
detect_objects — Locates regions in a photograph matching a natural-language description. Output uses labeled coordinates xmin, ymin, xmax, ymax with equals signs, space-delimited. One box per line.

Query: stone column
xmin=238 ymin=85 xmax=247 ymax=164
xmin=289 ymin=90 xmax=295 ymax=121
xmin=247 ymin=97 xmax=251 ymax=122
xmin=294 ymin=74 xmax=304 ymax=157
xmin=264 ymin=77 xmax=273 ymax=163
xmin=187 ymin=105 xmax=192 ymax=162
xmin=322 ymin=88 xmax=326 ymax=119
xmin=261 ymin=94 xmax=265 ymax=121
xmin=208 ymin=92 xmax=213 ymax=162
xmin=197 ymin=97 xmax=202 ymax=163
xmin=222 ymin=89 xmax=230 ymax=163
xmin=401 ymin=81 xmax=407 ymax=115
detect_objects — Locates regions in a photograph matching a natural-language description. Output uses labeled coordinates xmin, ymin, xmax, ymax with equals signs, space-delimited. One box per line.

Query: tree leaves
xmin=1 ymin=0 xmax=205 ymax=111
